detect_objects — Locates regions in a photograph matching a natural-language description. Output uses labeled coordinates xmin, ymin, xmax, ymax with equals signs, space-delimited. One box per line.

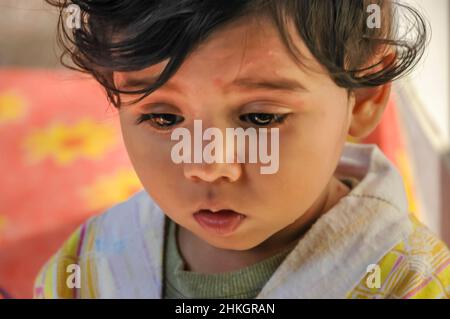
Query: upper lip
xmin=194 ymin=202 xmax=244 ymax=215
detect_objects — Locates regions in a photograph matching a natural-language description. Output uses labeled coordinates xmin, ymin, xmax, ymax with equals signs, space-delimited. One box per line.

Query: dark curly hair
xmin=45 ymin=0 xmax=428 ymax=108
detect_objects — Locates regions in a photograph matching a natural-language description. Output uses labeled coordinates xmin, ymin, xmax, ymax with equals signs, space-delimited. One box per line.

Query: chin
xmin=205 ymin=235 xmax=263 ymax=251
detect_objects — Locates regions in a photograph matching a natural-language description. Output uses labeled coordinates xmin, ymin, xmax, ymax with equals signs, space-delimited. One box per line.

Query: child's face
xmin=115 ymin=16 xmax=355 ymax=251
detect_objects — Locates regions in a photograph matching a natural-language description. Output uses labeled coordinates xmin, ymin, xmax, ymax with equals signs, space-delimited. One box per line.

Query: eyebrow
xmin=118 ymin=76 xmax=174 ymax=91
xmin=230 ymin=77 xmax=308 ymax=93
xmin=118 ymin=75 xmax=308 ymax=94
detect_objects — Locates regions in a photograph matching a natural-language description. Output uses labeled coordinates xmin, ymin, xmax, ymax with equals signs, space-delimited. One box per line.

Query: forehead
xmin=115 ymin=15 xmax=322 ymax=91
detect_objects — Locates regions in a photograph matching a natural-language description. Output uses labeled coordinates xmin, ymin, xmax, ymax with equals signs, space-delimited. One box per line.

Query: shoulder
xmin=33 ymin=190 xmax=165 ymax=298
xmin=348 ymin=215 xmax=450 ymax=299
xmin=33 ymin=222 xmax=87 ymax=298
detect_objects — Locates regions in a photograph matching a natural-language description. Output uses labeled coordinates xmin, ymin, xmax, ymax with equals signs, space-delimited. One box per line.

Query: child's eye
xmin=136 ymin=113 xmax=185 ymax=130
xmin=239 ymin=113 xmax=289 ymax=127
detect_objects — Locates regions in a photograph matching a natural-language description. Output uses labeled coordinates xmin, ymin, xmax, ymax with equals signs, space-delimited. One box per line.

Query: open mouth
xmin=193 ymin=209 xmax=246 ymax=236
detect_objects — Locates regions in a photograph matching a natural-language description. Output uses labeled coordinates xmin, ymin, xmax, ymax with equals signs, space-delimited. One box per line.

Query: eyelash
xmin=239 ymin=113 xmax=289 ymax=126
xmin=135 ymin=113 xmax=290 ymax=130
xmin=135 ymin=113 xmax=184 ymax=129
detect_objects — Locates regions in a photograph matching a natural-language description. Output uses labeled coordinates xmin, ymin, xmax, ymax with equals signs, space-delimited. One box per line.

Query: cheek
xmin=120 ymin=117 xmax=179 ymax=186
xmin=122 ymin=129 xmax=185 ymax=213
xmin=298 ymin=91 xmax=349 ymax=157
xmin=121 ymin=114 xmax=167 ymax=162
xmin=260 ymin=97 xmax=348 ymax=211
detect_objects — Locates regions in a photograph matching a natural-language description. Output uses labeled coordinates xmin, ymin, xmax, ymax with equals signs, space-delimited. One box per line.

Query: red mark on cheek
xmin=213 ymin=78 xmax=223 ymax=88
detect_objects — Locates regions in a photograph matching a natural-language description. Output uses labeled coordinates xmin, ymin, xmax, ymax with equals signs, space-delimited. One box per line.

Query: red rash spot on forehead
xmin=213 ymin=78 xmax=223 ymax=88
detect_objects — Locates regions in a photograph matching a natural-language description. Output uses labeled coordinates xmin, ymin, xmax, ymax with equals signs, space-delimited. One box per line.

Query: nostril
xmin=183 ymin=162 xmax=242 ymax=183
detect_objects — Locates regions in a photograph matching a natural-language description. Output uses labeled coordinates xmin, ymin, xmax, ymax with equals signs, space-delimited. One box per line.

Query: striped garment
xmin=34 ymin=143 xmax=450 ymax=299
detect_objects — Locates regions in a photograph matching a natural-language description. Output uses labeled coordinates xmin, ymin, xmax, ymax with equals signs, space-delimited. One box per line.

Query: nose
xmin=184 ymin=162 xmax=242 ymax=183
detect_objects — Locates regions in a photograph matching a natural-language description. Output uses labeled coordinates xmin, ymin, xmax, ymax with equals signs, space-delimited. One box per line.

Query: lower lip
xmin=194 ymin=209 xmax=245 ymax=235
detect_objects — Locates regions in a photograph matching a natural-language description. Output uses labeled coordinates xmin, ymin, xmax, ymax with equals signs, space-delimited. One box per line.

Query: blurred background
xmin=0 ymin=0 xmax=449 ymax=298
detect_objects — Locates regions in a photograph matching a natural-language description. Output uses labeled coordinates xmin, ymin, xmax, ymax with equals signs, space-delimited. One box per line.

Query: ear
xmin=348 ymin=82 xmax=391 ymax=139
xmin=348 ymin=49 xmax=396 ymax=139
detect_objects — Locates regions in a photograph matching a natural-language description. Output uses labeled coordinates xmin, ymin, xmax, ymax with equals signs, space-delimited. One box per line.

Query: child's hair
xmin=46 ymin=0 xmax=428 ymax=107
